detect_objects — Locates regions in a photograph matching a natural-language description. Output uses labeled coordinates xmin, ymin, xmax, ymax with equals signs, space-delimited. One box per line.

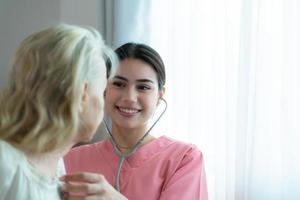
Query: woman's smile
xmin=116 ymin=106 xmax=142 ymax=117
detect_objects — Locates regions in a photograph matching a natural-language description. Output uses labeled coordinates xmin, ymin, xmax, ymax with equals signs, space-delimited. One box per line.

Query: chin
xmin=82 ymin=136 xmax=94 ymax=143
xmin=78 ymin=126 xmax=98 ymax=143
xmin=116 ymin=121 xmax=140 ymax=130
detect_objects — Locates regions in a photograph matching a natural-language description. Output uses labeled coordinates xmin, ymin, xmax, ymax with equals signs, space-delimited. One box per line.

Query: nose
xmin=122 ymin=86 xmax=138 ymax=103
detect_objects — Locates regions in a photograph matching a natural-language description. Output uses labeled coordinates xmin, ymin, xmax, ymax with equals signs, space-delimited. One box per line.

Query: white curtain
xmin=105 ymin=0 xmax=300 ymax=199
xmin=99 ymin=0 xmax=152 ymax=48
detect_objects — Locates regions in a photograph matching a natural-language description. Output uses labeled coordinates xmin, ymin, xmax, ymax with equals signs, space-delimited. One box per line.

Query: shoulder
xmin=154 ymin=136 xmax=205 ymax=171
xmin=0 ymin=139 xmax=21 ymax=155
xmin=0 ymin=140 xmax=24 ymax=195
xmin=0 ymin=140 xmax=24 ymax=170
xmin=66 ymin=139 xmax=107 ymax=158
xmin=0 ymin=140 xmax=62 ymax=199
xmin=159 ymin=136 xmax=204 ymax=159
xmin=63 ymin=139 xmax=109 ymax=172
xmin=160 ymin=136 xmax=206 ymax=171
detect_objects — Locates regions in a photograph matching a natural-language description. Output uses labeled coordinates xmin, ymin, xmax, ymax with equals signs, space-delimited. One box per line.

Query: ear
xmin=157 ymin=87 xmax=165 ymax=105
xmin=81 ymin=82 xmax=90 ymax=107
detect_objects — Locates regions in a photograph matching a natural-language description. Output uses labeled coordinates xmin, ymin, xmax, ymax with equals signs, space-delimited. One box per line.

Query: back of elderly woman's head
xmin=0 ymin=24 xmax=116 ymax=153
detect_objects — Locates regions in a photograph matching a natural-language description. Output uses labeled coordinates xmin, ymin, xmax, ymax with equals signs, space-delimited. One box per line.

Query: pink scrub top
xmin=64 ymin=136 xmax=208 ymax=200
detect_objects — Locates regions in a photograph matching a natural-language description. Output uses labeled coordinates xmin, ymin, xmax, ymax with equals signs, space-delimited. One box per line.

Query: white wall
xmin=60 ymin=0 xmax=100 ymax=29
xmin=0 ymin=0 xmax=60 ymax=89
xmin=0 ymin=0 xmax=107 ymax=142
xmin=0 ymin=0 xmax=104 ymax=89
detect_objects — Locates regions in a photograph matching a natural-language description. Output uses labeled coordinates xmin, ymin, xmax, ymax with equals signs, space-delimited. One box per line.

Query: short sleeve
xmin=159 ymin=147 xmax=208 ymax=200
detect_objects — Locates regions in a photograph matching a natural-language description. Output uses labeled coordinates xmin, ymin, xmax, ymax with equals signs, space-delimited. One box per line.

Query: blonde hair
xmin=0 ymin=24 xmax=116 ymax=153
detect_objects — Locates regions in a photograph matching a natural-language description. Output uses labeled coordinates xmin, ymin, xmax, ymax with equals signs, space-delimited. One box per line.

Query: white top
xmin=0 ymin=140 xmax=65 ymax=200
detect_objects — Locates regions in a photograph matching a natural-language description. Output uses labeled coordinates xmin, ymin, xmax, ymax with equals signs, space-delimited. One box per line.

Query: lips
xmin=116 ymin=106 xmax=141 ymax=116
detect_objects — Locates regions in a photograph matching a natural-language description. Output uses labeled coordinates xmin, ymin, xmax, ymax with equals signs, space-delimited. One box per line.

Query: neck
xmin=24 ymin=143 xmax=73 ymax=178
xmin=110 ymin=125 xmax=155 ymax=154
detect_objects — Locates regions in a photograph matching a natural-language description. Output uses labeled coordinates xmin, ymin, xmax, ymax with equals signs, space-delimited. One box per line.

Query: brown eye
xmin=112 ymin=81 xmax=125 ymax=88
xmin=137 ymin=84 xmax=151 ymax=91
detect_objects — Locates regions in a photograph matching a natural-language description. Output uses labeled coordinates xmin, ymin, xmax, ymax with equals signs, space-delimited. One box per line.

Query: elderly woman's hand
xmin=60 ymin=172 xmax=128 ymax=200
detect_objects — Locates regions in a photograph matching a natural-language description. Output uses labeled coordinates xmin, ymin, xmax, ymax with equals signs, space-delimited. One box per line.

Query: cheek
xmin=143 ymin=96 xmax=159 ymax=113
xmin=77 ymin=96 xmax=103 ymax=142
xmin=104 ymin=93 xmax=113 ymax=116
xmin=104 ymin=89 xmax=117 ymax=106
xmin=96 ymin=96 xmax=104 ymax=118
xmin=87 ymin=95 xmax=104 ymax=125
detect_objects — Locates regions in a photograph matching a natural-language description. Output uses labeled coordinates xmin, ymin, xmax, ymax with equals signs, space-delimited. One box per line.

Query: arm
xmin=60 ymin=172 xmax=128 ymax=200
xmin=159 ymin=148 xmax=208 ymax=200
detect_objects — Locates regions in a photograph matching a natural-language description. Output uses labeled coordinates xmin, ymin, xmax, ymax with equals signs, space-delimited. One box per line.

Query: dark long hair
xmin=112 ymin=43 xmax=166 ymax=90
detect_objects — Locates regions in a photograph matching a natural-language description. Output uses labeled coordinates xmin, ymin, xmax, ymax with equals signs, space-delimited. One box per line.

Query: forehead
xmin=116 ymin=58 xmax=157 ymax=81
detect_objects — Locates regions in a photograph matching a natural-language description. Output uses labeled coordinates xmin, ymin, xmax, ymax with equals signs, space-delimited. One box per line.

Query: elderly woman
xmin=0 ymin=24 xmax=116 ymax=199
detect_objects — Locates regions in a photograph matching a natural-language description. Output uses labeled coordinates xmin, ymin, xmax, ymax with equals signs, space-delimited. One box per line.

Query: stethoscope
xmin=103 ymin=98 xmax=167 ymax=192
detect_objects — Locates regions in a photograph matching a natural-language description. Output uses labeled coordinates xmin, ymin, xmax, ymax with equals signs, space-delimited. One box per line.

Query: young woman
xmin=0 ymin=24 xmax=115 ymax=199
xmin=63 ymin=43 xmax=208 ymax=200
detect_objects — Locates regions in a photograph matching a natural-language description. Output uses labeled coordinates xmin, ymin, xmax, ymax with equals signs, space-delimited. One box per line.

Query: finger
xmin=62 ymin=182 xmax=104 ymax=195
xmin=61 ymin=172 xmax=105 ymax=183
xmin=64 ymin=193 xmax=105 ymax=200
xmin=65 ymin=195 xmax=96 ymax=200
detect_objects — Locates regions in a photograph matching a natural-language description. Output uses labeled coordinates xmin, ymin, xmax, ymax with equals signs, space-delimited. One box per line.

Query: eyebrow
xmin=113 ymin=75 xmax=155 ymax=84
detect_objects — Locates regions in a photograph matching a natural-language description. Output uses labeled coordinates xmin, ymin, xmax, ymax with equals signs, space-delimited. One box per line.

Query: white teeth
xmin=119 ymin=107 xmax=139 ymax=114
